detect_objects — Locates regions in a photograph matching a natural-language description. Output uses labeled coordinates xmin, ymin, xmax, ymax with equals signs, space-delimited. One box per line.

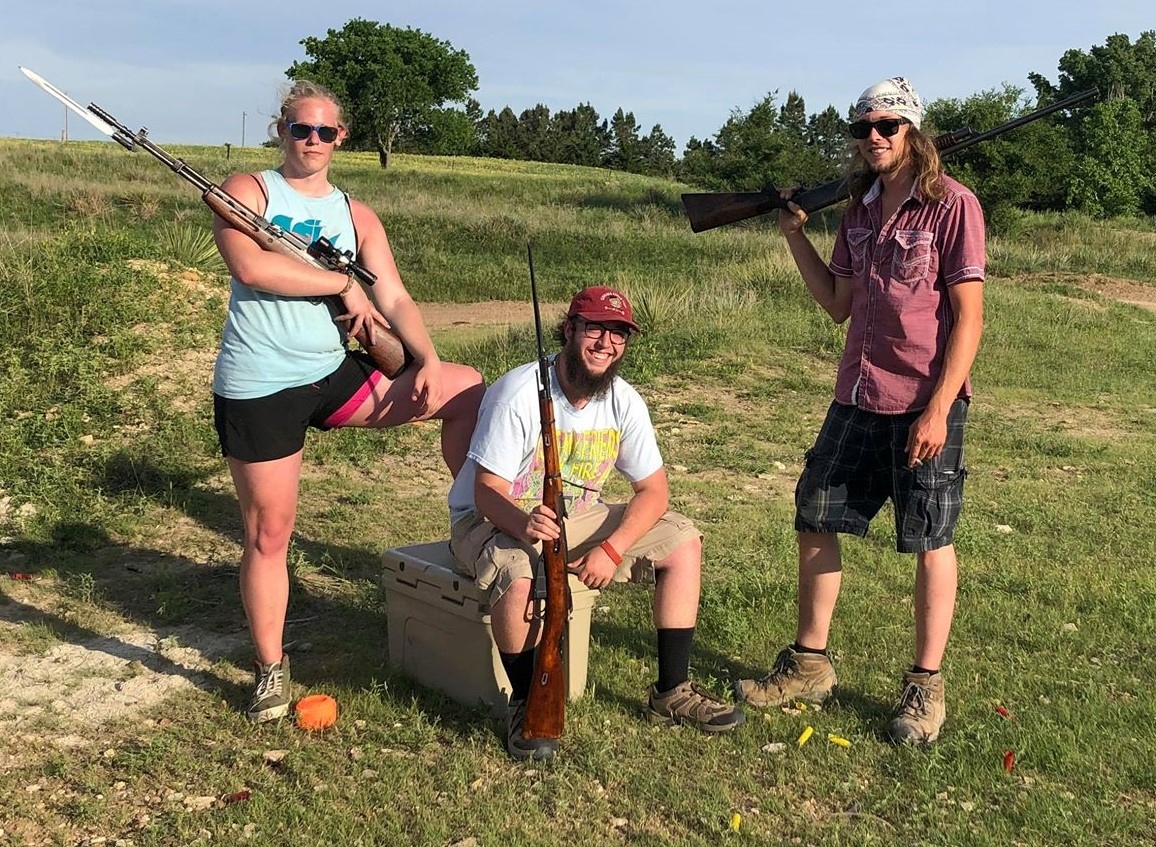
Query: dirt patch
xmin=1009 ymin=271 xmax=1156 ymax=315
xmin=1001 ymin=400 xmax=1135 ymax=441
xmin=1085 ymin=278 xmax=1156 ymax=314
xmin=418 ymin=300 xmax=566 ymax=332
xmin=0 ymin=587 xmax=246 ymax=734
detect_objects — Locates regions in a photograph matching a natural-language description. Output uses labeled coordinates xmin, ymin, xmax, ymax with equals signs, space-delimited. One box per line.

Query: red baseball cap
xmin=566 ymin=286 xmax=640 ymax=332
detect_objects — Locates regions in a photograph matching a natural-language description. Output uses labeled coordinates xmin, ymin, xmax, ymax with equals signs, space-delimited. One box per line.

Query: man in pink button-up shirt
xmin=735 ymin=77 xmax=985 ymax=746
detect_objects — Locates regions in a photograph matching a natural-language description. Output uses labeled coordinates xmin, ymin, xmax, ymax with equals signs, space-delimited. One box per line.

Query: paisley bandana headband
xmin=854 ymin=77 xmax=923 ymax=129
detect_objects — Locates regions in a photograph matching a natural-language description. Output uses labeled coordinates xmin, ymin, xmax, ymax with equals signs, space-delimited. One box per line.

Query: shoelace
xmin=255 ymin=665 xmax=283 ymax=698
xmin=663 ymin=684 xmax=728 ymax=718
xmin=895 ymin=682 xmax=927 ymax=715
xmin=759 ymin=649 xmax=796 ymax=684
xmin=692 ymin=685 xmax=731 ymax=717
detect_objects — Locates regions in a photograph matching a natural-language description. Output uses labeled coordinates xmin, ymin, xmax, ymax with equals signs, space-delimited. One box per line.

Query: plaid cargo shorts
xmin=794 ymin=399 xmax=969 ymax=553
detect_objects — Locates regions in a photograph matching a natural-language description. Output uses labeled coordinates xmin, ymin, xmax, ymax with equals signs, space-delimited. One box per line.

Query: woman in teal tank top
xmin=211 ymin=79 xmax=485 ymax=723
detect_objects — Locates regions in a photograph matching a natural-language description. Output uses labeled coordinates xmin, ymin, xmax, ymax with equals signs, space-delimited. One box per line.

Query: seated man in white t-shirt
xmin=448 ymin=286 xmax=744 ymax=760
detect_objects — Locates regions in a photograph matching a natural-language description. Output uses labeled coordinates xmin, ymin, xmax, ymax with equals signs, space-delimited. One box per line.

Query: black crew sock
xmin=911 ymin=665 xmax=939 ymax=676
xmin=792 ymin=642 xmax=828 ymax=656
xmin=500 ymin=649 xmax=536 ymax=702
xmin=656 ymin=627 xmax=695 ymax=693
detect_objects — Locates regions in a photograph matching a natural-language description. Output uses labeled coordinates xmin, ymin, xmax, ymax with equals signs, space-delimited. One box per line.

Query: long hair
xmin=847 ymin=124 xmax=945 ymax=206
xmin=268 ymin=80 xmax=350 ymax=142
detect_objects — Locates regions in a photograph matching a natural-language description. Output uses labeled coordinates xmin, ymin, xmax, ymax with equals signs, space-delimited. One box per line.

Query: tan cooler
xmin=381 ymin=540 xmax=599 ymax=716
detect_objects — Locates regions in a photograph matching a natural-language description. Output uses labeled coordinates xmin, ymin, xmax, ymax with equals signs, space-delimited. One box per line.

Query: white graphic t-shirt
xmin=447 ymin=357 xmax=662 ymax=525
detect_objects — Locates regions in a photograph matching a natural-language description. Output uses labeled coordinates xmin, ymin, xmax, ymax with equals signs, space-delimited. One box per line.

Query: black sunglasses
xmin=287 ymin=122 xmax=340 ymax=143
xmin=848 ymin=118 xmax=908 ymax=139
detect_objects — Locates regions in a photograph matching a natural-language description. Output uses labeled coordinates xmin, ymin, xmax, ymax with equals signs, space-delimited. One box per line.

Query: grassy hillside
xmin=1 ymin=138 xmax=1154 ymax=846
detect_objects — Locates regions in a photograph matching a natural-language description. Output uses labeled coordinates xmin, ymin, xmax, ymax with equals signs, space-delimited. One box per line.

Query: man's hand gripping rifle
xmin=520 ymin=244 xmax=572 ymax=743
xmin=681 ymin=87 xmax=1100 ymax=233
xmin=19 ymin=67 xmax=412 ymax=378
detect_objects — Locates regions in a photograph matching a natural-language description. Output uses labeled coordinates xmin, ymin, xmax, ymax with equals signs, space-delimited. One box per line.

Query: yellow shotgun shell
xmin=730 ymin=812 xmax=741 ymax=831
xmin=797 ymin=725 xmax=814 ymax=746
xmin=827 ymin=733 xmax=851 ymax=747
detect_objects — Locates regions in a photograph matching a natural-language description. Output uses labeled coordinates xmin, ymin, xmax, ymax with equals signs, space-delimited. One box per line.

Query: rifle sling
xmin=532 ymin=551 xmax=548 ymax=602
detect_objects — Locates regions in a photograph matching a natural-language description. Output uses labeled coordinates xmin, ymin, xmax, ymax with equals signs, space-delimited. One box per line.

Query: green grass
xmin=1 ymin=137 xmax=1155 ymax=846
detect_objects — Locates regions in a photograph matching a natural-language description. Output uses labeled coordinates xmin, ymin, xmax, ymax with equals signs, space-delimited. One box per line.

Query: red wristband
xmin=600 ymin=540 xmax=623 ymax=566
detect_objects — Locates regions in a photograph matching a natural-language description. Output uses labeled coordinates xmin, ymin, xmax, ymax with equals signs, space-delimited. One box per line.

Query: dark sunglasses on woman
xmin=287 ymin=122 xmax=340 ymax=143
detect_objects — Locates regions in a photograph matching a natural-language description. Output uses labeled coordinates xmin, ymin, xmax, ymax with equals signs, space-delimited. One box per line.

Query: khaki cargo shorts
xmin=449 ymin=502 xmax=701 ymax=605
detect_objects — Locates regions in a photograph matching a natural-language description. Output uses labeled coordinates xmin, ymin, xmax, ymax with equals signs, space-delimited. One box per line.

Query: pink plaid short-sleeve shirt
xmin=827 ymin=174 xmax=985 ymax=414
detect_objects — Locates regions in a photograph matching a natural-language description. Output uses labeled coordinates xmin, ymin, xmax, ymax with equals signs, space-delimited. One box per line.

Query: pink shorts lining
xmin=324 ymin=368 xmax=383 ymax=427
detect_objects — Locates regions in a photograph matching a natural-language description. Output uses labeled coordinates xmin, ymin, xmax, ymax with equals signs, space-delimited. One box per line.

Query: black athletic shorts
xmin=213 ymin=352 xmax=380 ymax=463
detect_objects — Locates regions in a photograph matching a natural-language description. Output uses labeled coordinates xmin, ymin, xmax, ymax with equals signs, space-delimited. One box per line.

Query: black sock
xmin=500 ymin=649 xmax=536 ymax=701
xmin=792 ymin=642 xmax=828 ymax=656
xmin=911 ymin=665 xmax=939 ymax=676
xmin=656 ymin=628 xmax=695 ymax=693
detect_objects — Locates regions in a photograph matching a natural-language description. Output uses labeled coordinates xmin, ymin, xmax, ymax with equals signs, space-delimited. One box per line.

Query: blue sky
xmin=3 ymin=1 xmax=1151 ymax=150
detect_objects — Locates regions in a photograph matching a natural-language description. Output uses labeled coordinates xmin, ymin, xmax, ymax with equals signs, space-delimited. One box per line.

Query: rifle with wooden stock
xmin=520 ymin=244 xmax=572 ymax=743
xmin=19 ymin=66 xmax=412 ymax=378
xmin=681 ymin=87 xmax=1100 ymax=233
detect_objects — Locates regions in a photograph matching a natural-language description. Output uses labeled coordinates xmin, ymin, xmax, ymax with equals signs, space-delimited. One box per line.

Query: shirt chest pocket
xmin=846 ymin=227 xmax=874 ymax=277
xmin=891 ymin=229 xmax=934 ymax=285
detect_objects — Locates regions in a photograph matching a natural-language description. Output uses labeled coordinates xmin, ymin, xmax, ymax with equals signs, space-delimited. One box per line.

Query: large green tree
xmin=551 ymin=104 xmax=610 ymax=167
xmin=604 ymin=108 xmax=644 ymax=172
xmin=287 ymin=18 xmax=478 ymax=168
xmin=1030 ymin=30 xmax=1156 ymax=213
xmin=675 ymin=93 xmax=798 ymax=191
xmin=515 ymin=104 xmax=555 ymax=162
xmin=676 ymin=91 xmax=846 ymax=192
xmin=476 ymin=107 xmax=521 ymax=159
xmin=926 ymin=85 xmax=1081 ymax=216
xmin=396 ymin=101 xmax=480 ymax=156
xmin=1067 ymin=97 xmax=1152 ymax=217
xmin=1030 ymin=31 xmax=1156 ymax=124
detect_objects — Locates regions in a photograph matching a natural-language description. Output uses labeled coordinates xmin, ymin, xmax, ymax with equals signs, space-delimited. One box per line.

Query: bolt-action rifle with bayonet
xmin=19 ymin=66 xmax=412 ymax=378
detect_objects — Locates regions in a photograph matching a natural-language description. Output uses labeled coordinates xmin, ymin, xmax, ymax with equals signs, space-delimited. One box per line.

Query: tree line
xmin=289 ymin=21 xmax=1156 ymax=218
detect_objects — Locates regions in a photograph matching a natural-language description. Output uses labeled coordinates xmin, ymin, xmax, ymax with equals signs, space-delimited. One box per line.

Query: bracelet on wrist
xmin=338 ymin=275 xmax=356 ymax=297
xmin=600 ymin=540 xmax=623 ymax=566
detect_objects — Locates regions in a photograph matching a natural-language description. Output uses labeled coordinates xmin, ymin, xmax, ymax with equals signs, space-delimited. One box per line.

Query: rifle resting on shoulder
xmin=681 ymin=87 xmax=1100 ymax=233
xmin=19 ymin=66 xmax=412 ymax=378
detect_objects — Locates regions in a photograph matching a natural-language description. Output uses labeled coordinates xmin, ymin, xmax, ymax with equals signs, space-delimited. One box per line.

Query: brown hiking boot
xmin=645 ymin=681 xmax=745 ymax=733
xmin=887 ymin=671 xmax=946 ymax=745
xmin=733 ymin=646 xmax=837 ymax=708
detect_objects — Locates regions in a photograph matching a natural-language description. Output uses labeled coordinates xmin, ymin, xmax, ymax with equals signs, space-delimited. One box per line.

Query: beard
xmin=559 ymin=337 xmax=624 ymax=401
xmin=867 ymin=145 xmax=908 ymax=175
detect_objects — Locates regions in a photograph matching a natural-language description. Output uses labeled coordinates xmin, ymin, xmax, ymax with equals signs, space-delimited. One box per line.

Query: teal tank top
xmin=212 ymin=170 xmax=357 ymax=399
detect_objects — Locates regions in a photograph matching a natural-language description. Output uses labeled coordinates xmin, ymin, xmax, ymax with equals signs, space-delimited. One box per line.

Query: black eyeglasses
xmin=287 ymin=122 xmax=340 ymax=143
xmin=848 ymin=118 xmax=908 ymax=139
xmin=577 ymin=319 xmax=632 ymax=344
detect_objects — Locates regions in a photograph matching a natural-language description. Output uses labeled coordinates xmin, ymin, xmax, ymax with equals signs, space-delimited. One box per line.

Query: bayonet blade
xmin=19 ymin=66 xmax=117 ymax=137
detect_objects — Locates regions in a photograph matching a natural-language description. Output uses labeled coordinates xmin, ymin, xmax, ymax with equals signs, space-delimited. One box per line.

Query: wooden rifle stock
xmin=681 ymin=87 xmax=1100 ymax=232
xmin=521 ymin=244 xmax=572 ymax=742
xmin=87 ymin=101 xmax=413 ymax=378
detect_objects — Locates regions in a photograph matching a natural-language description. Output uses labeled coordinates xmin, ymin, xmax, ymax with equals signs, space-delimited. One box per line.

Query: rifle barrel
xmin=940 ymin=87 xmax=1100 ymax=157
xmin=682 ymin=86 xmax=1101 ymax=230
